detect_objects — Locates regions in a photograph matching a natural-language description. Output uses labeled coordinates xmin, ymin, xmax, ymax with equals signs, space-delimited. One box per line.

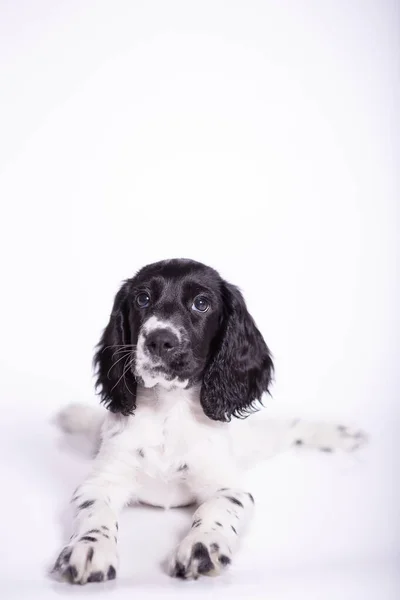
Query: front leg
xmin=52 ymin=446 xmax=136 ymax=584
xmin=169 ymin=488 xmax=254 ymax=579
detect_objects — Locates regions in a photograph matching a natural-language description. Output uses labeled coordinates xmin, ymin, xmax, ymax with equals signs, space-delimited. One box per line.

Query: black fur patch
xmin=107 ymin=566 xmax=116 ymax=580
xmin=64 ymin=565 xmax=78 ymax=582
xmin=226 ymin=496 xmax=243 ymax=508
xmin=174 ymin=561 xmax=186 ymax=578
xmin=87 ymin=547 xmax=94 ymax=562
xmin=192 ymin=542 xmax=214 ymax=574
xmin=79 ymin=500 xmax=95 ymax=510
xmin=192 ymin=519 xmax=202 ymax=528
xmin=248 ymin=493 xmax=255 ymax=503
xmin=210 ymin=543 xmax=219 ymax=552
xmin=80 ymin=536 xmax=97 ymax=543
xmin=53 ymin=547 xmax=71 ymax=571
xmin=87 ymin=571 xmax=104 ymax=583
xmin=231 ymin=525 xmax=237 ymax=534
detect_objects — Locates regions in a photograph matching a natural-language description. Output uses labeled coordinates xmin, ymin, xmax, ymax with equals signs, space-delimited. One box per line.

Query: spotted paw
xmin=294 ymin=422 xmax=368 ymax=453
xmin=169 ymin=533 xmax=232 ymax=580
xmin=52 ymin=536 xmax=117 ymax=584
xmin=334 ymin=425 xmax=368 ymax=451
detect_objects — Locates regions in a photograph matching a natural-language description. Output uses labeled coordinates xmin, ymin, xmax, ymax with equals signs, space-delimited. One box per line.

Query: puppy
xmin=53 ymin=258 xmax=366 ymax=583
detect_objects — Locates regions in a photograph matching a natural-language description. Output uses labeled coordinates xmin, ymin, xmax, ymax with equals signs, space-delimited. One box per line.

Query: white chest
xmin=101 ymin=385 xmax=233 ymax=507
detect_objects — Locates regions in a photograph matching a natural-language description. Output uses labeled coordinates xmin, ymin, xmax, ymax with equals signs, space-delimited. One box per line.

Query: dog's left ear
xmin=94 ymin=282 xmax=138 ymax=416
xmin=201 ymin=282 xmax=274 ymax=421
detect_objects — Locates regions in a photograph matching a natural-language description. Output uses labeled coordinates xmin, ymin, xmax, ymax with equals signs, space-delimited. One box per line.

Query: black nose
xmin=145 ymin=329 xmax=179 ymax=359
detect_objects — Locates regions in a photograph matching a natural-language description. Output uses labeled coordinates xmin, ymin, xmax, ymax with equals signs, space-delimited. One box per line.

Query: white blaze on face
xmin=134 ymin=316 xmax=188 ymax=390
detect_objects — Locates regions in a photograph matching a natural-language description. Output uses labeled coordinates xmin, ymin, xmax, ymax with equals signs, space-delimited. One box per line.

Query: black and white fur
xmin=53 ymin=259 xmax=367 ymax=584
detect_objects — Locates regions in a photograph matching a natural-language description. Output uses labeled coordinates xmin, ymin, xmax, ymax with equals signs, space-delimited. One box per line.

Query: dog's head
xmin=95 ymin=259 xmax=273 ymax=421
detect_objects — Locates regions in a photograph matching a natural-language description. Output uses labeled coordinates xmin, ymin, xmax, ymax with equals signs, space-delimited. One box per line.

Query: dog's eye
xmin=136 ymin=292 xmax=151 ymax=308
xmin=192 ymin=296 xmax=210 ymax=313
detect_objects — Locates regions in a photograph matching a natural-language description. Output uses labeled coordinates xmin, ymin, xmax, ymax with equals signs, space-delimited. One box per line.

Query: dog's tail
xmin=54 ymin=403 xmax=104 ymax=437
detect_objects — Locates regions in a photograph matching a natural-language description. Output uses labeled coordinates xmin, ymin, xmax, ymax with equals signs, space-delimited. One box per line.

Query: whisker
xmin=110 ymin=355 xmax=135 ymax=393
xmin=107 ymin=351 xmax=133 ymax=379
xmin=104 ymin=344 xmax=137 ymax=349
xmin=111 ymin=348 xmax=135 ymax=359
xmin=101 ymin=344 xmax=137 ymax=354
xmin=122 ymin=356 xmax=135 ymax=396
xmin=111 ymin=349 xmax=137 ymax=358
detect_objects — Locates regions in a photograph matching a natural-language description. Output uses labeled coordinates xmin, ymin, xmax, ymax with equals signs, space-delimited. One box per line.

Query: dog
xmin=52 ymin=258 xmax=367 ymax=583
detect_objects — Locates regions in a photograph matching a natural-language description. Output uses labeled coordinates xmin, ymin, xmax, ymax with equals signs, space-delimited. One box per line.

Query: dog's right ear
xmin=94 ymin=282 xmax=137 ymax=416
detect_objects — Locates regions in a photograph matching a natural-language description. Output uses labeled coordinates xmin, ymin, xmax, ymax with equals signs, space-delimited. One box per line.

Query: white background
xmin=0 ymin=1 xmax=399 ymax=598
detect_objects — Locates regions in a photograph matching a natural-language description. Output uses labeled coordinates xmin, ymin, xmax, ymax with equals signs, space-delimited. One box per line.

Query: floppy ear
xmin=201 ymin=282 xmax=274 ymax=421
xmin=94 ymin=282 xmax=137 ymax=416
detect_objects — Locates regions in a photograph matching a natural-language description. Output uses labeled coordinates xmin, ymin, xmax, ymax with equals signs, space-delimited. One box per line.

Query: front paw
xmin=52 ymin=536 xmax=117 ymax=584
xmin=169 ymin=533 xmax=232 ymax=580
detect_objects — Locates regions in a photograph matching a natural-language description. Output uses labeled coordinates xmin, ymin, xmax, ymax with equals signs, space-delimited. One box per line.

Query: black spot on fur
xmin=87 ymin=571 xmax=104 ymax=583
xmin=101 ymin=525 xmax=109 ymax=531
xmin=137 ymin=448 xmax=145 ymax=458
xmin=210 ymin=543 xmax=219 ymax=552
xmin=174 ymin=561 xmax=186 ymax=578
xmin=79 ymin=500 xmax=95 ymax=510
xmin=64 ymin=565 xmax=78 ymax=582
xmin=215 ymin=521 xmax=223 ymax=527
xmin=102 ymin=533 xmax=110 ymax=539
xmin=192 ymin=542 xmax=214 ymax=574
xmin=107 ymin=565 xmax=116 ymax=580
xmin=295 ymin=439 xmax=303 ymax=446
xmin=226 ymin=496 xmax=243 ymax=508
xmin=231 ymin=525 xmax=237 ymax=535
xmin=320 ymin=447 xmax=333 ymax=453
xmin=219 ymin=488 xmax=228 ymax=492
xmin=53 ymin=548 xmax=71 ymax=571
xmin=177 ymin=463 xmax=188 ymax=472
xmin=192 ymin=519 xmax=202 ymax=528
xmin=115 ymin=522 xmax=118 ymax=531
xmin=87 ymin=529 xmax=100 ymax=535
xmin=80 ymin=536 xmax=97 ymax=543
xmin=87 ymin=547 xmax=94 ymax=562
xmin=219 ymin=554 xmax=231 ymax=566
xmin=248 ymin=493 xmax=255 ymax=503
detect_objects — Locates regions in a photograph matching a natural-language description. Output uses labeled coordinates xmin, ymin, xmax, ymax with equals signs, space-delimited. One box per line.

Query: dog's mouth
xmin=134 ymin=346 xmax=199 ymax=388
xmin=138 ymin=357 xmax=191 ymax=378
xmin=135 ymin=362 xmax=191 ymax=389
